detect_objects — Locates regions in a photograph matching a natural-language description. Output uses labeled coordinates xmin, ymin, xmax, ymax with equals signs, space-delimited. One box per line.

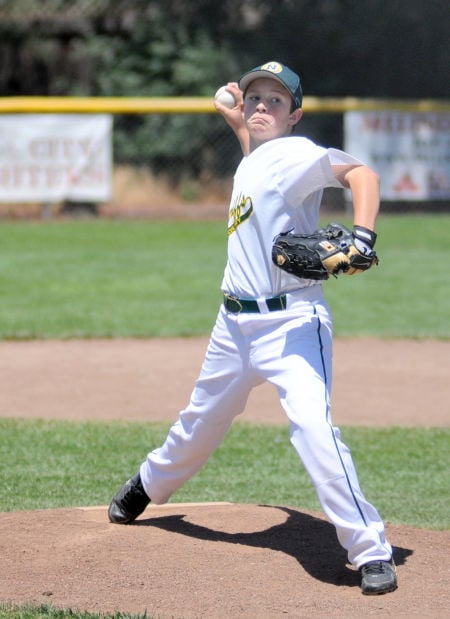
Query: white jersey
xmin=140 ymin=133 xmax=393 ymax=573
xmin=221 ymin=136 xmax=362 ymax=298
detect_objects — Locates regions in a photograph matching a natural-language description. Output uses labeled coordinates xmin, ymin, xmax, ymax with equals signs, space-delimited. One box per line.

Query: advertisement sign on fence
xmin=0 ymin=114 xmax=112 ymax=202
xmin=344 ymin=111 xmax=450 ymax=201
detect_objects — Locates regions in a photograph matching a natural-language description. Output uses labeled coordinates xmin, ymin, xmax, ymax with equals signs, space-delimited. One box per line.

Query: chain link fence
xmin=0 ymin=107 xmax=351 ymax=220
xmin=107 ymin=109 xmax=346 ymax=215
xmin=102 ymin=111 xmax=241 ymax=219
xmin=1 ymin=107 xmax=448 ymax=220
xmin=1 ymin=2 xmax=448 ymax=217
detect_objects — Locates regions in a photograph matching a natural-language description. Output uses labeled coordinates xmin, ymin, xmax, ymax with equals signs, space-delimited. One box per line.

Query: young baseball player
xmin=108 ymin=61 xmax=397 ymax=595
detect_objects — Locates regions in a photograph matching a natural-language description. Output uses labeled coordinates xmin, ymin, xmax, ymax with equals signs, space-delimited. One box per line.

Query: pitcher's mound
xmin=1 ymin=502 xmax=448 ymax=618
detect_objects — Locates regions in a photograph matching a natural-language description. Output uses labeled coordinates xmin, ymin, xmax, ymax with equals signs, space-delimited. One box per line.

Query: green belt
xmin=223 ymin=294 xmax=287 ymax=314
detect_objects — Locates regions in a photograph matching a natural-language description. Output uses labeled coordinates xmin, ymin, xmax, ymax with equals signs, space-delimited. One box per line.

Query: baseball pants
xmin=139 ymin=285 xmax=392 ymax=568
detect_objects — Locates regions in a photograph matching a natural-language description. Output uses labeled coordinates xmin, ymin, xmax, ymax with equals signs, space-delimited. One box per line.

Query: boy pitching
xmin=108 ymin=61 xmax=397 ymax=596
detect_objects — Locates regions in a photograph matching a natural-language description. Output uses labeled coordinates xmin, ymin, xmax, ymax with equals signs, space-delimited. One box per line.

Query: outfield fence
xmin=0 ymin=96 xmax=449 ymax=218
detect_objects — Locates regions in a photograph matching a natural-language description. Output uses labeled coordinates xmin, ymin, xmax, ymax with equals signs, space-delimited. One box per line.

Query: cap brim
xmin=239 ymin=70 xmax=287 ymax=93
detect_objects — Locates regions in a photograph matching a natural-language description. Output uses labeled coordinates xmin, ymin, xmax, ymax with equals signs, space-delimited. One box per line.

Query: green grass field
xmin=0 ymin=214 xmax=449 ymax=619
xmin=0 ymin=215 xmax=449 ymax=338
xmin=0 ymin=418 xmax=448 ymax=530
xmin=0 ymin=214 xmax=448 ymax=528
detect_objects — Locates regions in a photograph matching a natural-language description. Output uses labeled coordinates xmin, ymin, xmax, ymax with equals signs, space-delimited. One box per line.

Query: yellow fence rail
xmin=0 ymin=96 xmax=449 ymax=114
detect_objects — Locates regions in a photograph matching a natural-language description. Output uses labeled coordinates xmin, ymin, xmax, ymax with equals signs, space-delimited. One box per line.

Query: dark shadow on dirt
xmin=136 ymin=504 xmax=413 ymax=588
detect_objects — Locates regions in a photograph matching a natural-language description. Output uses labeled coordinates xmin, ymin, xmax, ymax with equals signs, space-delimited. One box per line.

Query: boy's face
xmin=243 ymin=78 xmax=303 ymax=148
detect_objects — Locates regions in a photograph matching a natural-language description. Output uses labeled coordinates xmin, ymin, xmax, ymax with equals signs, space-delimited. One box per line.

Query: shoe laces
xmin=364 ymin=561 xmax=390 ymax=575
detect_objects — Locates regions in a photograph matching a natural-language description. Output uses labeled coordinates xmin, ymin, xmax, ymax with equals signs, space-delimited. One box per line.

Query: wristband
xmin=352 ymin=225 xmax=377 ymax=248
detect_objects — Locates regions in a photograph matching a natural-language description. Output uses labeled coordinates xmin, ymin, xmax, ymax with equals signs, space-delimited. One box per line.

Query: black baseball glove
xmin=272 ymin=222 xmax=379 ymax=280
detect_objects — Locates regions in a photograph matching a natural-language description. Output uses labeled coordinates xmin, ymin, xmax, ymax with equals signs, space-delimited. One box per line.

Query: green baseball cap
xmin=239 ymin=61 xmax=303 ymax=108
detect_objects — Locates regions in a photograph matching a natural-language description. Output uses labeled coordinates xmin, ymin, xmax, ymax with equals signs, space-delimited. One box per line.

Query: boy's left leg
xmin=255 ymin=300 xmax=396 ymax=593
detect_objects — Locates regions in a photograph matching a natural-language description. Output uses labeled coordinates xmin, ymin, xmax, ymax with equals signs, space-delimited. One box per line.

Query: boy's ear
xmin=289 ymin=109 xmax=303 ymax=125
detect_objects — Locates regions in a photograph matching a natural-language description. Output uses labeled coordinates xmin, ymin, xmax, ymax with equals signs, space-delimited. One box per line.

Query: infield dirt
xmin=0 ymin=337 xmax=449 ymax=618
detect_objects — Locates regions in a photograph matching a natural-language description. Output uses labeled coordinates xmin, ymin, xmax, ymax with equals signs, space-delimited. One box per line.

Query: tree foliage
xmin=0 ymin=0 xmax=448 ymax=180
xmin=2 ymin=0 xmax=448 ymax=99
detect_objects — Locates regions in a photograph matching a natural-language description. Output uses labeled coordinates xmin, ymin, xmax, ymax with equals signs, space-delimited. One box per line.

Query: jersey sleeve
xmin=277 ymin=140 xmax=365 ymax=207
xmin=327 ymin=147 xmax=365 ymax=169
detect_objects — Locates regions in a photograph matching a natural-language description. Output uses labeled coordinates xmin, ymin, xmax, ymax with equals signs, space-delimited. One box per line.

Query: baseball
xmin=214 ymin=86 xmax=236 ymax=109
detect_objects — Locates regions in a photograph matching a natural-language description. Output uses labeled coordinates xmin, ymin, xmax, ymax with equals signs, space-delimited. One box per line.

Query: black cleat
xmin=108 ymin=472 xmax=150 ymax=524
xmin=360 ymin=559 xmax=398 ymax=595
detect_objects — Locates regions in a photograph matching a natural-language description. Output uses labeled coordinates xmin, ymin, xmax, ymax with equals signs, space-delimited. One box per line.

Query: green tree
xmin=0 ymin=0 xmax=448 ymax=182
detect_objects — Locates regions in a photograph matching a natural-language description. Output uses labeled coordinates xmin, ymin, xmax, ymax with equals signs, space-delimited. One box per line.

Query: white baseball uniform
xmin=139 ymin=136 xmax=392 ymax=569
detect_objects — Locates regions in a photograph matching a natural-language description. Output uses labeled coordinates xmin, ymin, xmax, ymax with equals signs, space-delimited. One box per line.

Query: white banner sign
xmin=344 ymin=111 xmax=450 ymax=200
xmin=0 ymin=114 xmax=112 ymax=202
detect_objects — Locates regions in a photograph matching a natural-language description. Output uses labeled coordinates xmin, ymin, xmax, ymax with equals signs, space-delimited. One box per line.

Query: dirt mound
xmin=1 ymin=503 xmax=448 ymax=618
xmin=0 ymin=337 xmax=449 ymax=617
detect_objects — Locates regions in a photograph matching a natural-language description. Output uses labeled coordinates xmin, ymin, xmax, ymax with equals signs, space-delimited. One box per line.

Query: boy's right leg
xmin=108 ymin=309 xmax=258 ymax=522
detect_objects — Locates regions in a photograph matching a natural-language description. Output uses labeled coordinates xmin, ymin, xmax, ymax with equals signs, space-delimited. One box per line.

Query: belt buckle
xmin=225 ymin=295 xmax=243 ymax=314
